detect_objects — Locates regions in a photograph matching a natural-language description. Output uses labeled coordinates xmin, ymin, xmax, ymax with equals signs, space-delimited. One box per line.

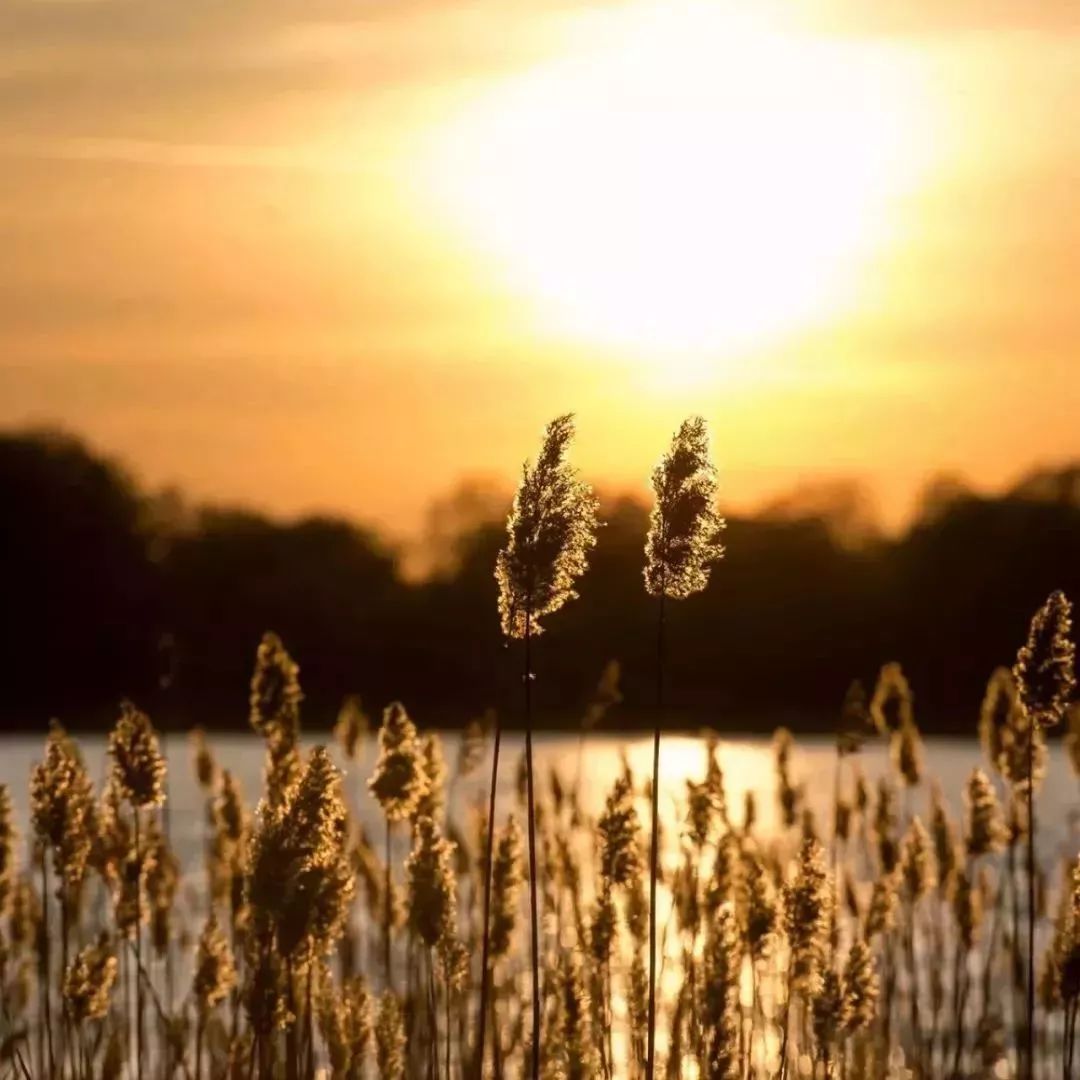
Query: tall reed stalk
xmin=646 ymin=586 xmax=665 ymax=1080
xmin=521 ymin=607 xmax=541 ymax=1080
xmin=1013 ymin=591 xmax=1075 ymax=1080
xmin=475 ymin=711 xmax=503 ymax=1077
xmin=642 ymin=416 xmax=724 ymax=1080
xmin=494 ymin=413 xmax=598 ymax=1079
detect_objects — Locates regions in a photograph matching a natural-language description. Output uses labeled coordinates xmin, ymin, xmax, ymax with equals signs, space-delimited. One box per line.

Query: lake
xmin=2 ymin=730 xmax=1077 ymax=875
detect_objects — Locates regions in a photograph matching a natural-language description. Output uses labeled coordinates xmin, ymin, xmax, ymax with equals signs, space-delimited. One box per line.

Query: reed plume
xmin=641 ymin=415 xmax=724 ymax=1080
xmin=368 ymin=701 xmax=426 ymax=991
xmin=489 ymin=815 xmax=524 ymax=960
xmin=31 ymin=720 xmax=94 ymax=1077
xmin=109 ymin=701 xmax=166 ymax=809
xmin=1014 ymin=590 xmax=1075 ymax=1076
xmin=193 ymin=913 xmax=236 ymax=1078
xmin=191 ymin=727 xmax=218 ymax=792
xmin=0 ymin=785 xmax=14 ymax=919
xmin=318 ymin=971 xmax=372 ymax=1079
xmin=248 ymin=746 xmax=354 ymax=963
xmin=108 ymin=701 xmax=166 ymax=1080
xmin=781 ymin=837 xmax=830 ymax=1077
xmin=870 ymin=662 xmax=913 ymax=736
xmin=334 ymin=695 xmax=369 ymax=762
xmin=701 ymin=903 xmax=741 ymax=1080
xmin=490 ymin=413 xmax=598 ymax=1080
xmin=964 ymin=768 xmax=1006 ymax=858
xmin=375 ymin=991 xmax=405 ymax=1080
xmin=250 ymin=631 xmax=303 ymax=808
xmin=842 ymin=936 xmax=879 ymax=1033
xmin=63 ymin=932 xmax=117 ymax=1023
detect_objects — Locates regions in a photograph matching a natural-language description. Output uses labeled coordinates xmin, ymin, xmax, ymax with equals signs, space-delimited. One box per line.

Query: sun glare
xmin=422 ymin=2 xmax=934 ymax=387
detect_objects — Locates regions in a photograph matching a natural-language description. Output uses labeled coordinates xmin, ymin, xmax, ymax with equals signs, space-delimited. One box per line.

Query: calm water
xmin=3 ymin=731 xmax=1077 ymax=873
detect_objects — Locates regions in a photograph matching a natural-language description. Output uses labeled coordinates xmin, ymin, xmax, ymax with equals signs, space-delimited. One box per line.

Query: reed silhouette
xmin=0 ymin=425 xmax=1079 ymax=1078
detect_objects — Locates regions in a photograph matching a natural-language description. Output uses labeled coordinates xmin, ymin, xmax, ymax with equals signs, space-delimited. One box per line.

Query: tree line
xmin=2 ymin=427 xmax=1078 ymax=733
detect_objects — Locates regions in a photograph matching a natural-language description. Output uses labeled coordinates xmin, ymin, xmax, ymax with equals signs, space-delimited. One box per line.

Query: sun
xmin=421 ymin=2 xmax=933 ymax=385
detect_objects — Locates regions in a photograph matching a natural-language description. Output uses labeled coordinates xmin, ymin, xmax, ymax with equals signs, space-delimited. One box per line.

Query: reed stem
xmin=523 ymin=608 xmax=541 ymax=1080
xmin=646 ymin=588 xmax=666 ymax=1080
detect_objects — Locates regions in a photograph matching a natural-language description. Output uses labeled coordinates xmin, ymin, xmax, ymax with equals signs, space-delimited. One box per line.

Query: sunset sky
xmin=2 ymin=0 xmax=1078 ymax=539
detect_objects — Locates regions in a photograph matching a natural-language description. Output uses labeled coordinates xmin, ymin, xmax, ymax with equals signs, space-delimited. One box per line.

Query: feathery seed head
xmin=334 ymin=695 xmax=369 ymax=762
xmin=490 ymin=815 xmax=525 ymax=958
xmin=31 ymin=720 xmax=94 ymax=886
xmin=742 ymin=846 xmax=778 ymax=960
xmin=63 ymin=933 xmax=117 ymax=1022
xmin=952 ymin=868 xmax=983 ymax=952
xmin=812 ymin=968 xmax=846 ymax=1057
xmin=108 ymin=701 xmax=166 ymax=808
xmin=456 ymin=710 xmax=490 ymax=780
xmin=194 ymin=913 xmax=237 ymax=1012
xmin=838 ymin=679 xmax=870 ymax=756
xmin=773 ymin=728 xmax=799 ymax=829
xmin=865 ymin=869 xmax=901 ymax=940
xmin=248 ymin=746 xmax=354 ymax=963
xmin=964 ymin=768 xmax=1006 ymax=857
xmin=980 ymin=668 xmax=1021 ymax=773
xmin=873 ymin=778 xmax=899 ymax=874
xmin=191 ymin=727 xmax=217 ymax=791
xmin=375 ymin=992 xmax=406 ymax=1080
xmin=368 ymin=702 xmax=428 ymax=822
xmin=841 ymin=937 xmax=878 ymax=1032
xmin=900 ymin=816 xmax=936 ymax=901
xmin=589 ymin=885 xmax=617 ymax=965
xmin=870 ymin=662 xmax=913 ymax=736
xmin=929 ymin=782 xmax=959 ymax=891
xmin=706 ymin=831 xmax=740 ymax=915
xmin=0 ymin=785 xmax=16 ymax=917
xmin=1014 ymin=590 xmax=1075 ymax=728
xmin=891 ymin=720 xmax=923 ymax=788
xmin=405 ymin=815 xmax=457 ymax=949
xmin=249 ymin=631 xmax=302 ymax=744
xmin=557 ymin=949 xmax=598 ymax=1080
xmin=496 ymin=413 xmax=599 ymax=638
xmin=583 ymin=660 xmax=623 ymax=730
xmin=702 ymin=903 xmax=742 ymax=1079
xmin=597 ymin=774 xmax=643 ymax=887
xmin=414 ymin=734 xmax=447 ymax=822
xmin=644 ymin=415 xmax=725 ymax=600
xmin=784 ymin=837 xmax=830 ymax=993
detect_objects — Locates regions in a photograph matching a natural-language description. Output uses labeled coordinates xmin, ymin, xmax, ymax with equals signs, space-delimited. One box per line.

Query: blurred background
xmin=2 ymin=0 xmax=1078 ymax=731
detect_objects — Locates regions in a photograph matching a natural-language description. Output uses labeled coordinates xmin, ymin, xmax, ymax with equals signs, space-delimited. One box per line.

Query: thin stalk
xmin=747 ymin=959 xmax=757 ymax=1080
xmin=40 ymin=855 xmax=54 ymax=1078
xmin=305 ymin=964 xmax=314 ymax=1080
xmin=1008 ymin=823 xmax=1024 ymax=1073
xmin=475 ymin=710 xmax=504 ymax=1079
xmin=134 ymin=807 xmax=144 ymax=1080
xmin=1064 ymin=997 xmax=1077 ymax=1080
xmin=125 ymin=938 xmax=195 ymax=1080
xmin=285 ymin=959 xmax=299 ymax=1080
xmin=385 ymin=822 xmax=393 ymax=992
xmin=522 ymin=608 xmax=541 ymax=1080
xmin=60 ymin=890 xmax=69 ymax=1079
xmin=1026 ymin=734 xmax=1036 ymax=1080
xmin=981 ymin=872 xmax=1003 ymax=1026
xmin=950 ymin=940 xmax=967 ymax=1078
xmin=445 ymin=962 xmax=453 ymax=1080
xmin=778 ymin=994 xmax=792 ymax=1080
xmin=904 ymin=909 xmax=923 ymax=1076
xmin=646 ymin=588 xmax=667 ymax=1080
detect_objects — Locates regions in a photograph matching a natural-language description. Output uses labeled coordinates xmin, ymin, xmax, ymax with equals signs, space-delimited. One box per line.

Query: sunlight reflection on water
xmin=0 ymin=731 xmax=1076 ymax=860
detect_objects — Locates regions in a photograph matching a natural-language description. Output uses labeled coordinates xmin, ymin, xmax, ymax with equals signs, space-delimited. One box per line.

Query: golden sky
xmin=1 ymin=0 xmax=1078 ymax=538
